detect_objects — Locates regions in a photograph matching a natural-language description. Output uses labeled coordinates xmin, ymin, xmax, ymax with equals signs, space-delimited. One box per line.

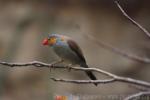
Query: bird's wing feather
xmin=67 ymin=39 xmax=86 ymax=63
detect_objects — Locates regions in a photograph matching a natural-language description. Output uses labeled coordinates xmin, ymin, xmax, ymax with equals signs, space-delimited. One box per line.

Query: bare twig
xmin=114 ymin=0 xmax=150 ymax=38
xmin=0 ymin=61 xmax=52 ymax=67
xmin=51 ymin=66 xmax=150 ymax=88
xmin=51 ymin=78 xmax=115 ymax=84
xmin=128 ymin=84 xmax=149 ymax=92
xmin=50 ymin=77 xmax=150 ymax=88
xmin=124 ymin=91 xmax=150 ymax=100
xmin=82 ymin=1 xmax=150 ymax=66
xmin=85 ymin=34 xmax=150 ymax=63
xmin=0 ymin=61 xmax=150 ymax=88
xmin=111 ymin=1 xmax=150 ymax=98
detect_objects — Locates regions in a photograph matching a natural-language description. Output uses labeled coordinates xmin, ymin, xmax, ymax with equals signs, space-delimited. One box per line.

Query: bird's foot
xmin=49 ymin=59 xmax=64 ymax=72
xmin=66 ymin=64 xmax=73 ymax=72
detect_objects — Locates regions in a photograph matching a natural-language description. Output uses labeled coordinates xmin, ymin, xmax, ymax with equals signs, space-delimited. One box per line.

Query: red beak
xmin=42 ymin=38 xmax=49 ymax=45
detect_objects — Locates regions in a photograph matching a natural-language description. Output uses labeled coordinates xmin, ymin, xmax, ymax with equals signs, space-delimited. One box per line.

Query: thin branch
xmin=0 ymin=61 xmax=56 ymax=67
xmin=50 ymin=77 xmax=150 ymax=89
xmin=51 ymin=78 xmax=115 ymax=84
xmin=124 ymin=91 xmax=150 ymax=100
xmin=50 ymin=66 xmax=150 ymax=88
xmin=128 ymin=84 xmax=149 ymax=92
xmin=85 ymin=34 xmax=150 ymax=63
xmin=114 ymin=0 xmax=150 ymax=38
xmin=0 ymin=61 xmax=150 ymax=88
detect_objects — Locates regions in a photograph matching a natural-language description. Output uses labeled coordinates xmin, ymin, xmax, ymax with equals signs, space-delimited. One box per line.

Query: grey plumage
xmin=49 ymin=34 xmax=98 ymax=86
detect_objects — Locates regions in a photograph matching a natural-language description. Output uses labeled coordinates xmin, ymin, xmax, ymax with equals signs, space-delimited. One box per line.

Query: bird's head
xmin=42 ymin=34 xmax=65 ymax=46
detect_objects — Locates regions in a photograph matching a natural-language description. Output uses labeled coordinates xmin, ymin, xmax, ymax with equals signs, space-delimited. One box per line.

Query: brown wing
xmin=67 ymin=39 xmax=86 ymax=63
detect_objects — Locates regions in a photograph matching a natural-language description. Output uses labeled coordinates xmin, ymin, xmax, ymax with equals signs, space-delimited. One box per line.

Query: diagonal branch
xmin=82 ymin=1 xmax=150 ymax=66
xmin=114 ymin=0 xmax=150 ymax=38
xmin=0 ymin=61 xmax=150 ymax=88
xmin=85 ymin=34 xmax=150 ymax=63
xmin=124 ymin=91 xmax=150 ymax=100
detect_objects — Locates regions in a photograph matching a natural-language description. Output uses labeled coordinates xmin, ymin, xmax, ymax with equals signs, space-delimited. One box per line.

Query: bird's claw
xmin=49 ymin=64 xmax=54 ymax=72
xmin=49 ymin=59 xmax=64 ymax=72
xmin=67 ymin=64 xmax=72 ymax=72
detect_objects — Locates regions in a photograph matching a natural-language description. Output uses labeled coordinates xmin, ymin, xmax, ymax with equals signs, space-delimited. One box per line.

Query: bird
xmin=42 ymin=34 xmax=97 ymax=86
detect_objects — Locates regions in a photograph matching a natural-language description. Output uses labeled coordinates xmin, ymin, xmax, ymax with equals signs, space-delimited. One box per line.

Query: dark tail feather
xmin=80 ymin=63 xmax=98 ymax=86
xmin=86 ymin=71 xmax=98 ymax=86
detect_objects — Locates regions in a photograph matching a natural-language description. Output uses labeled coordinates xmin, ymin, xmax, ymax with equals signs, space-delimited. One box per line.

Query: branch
xmin=124 ymin=91 xmax=150 ymax=100
xmin=0 ymin=61 xmax=150 ymax=88
xmin=51 ymin=78 xmax=115 ymax=84
xmin=114 ymin=0 xmax=150 ymax=38
xmin=85 ymin=34 xmax=150 ymax=63
xmin=82 ymin=1 xmax=150 ymax=66
xmin=0 ymin=60 xmax=62 ymax=68
xmin=51 ymin=68 xmax=150 ymax=88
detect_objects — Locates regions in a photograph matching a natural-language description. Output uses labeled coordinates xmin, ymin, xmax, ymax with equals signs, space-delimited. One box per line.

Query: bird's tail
xmin=80 ymin=63 xmax=98 ymax=86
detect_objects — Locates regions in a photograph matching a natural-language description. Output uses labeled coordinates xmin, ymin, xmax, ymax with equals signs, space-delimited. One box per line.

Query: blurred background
xmin=0 ymin=0 xmax=150 ymax=100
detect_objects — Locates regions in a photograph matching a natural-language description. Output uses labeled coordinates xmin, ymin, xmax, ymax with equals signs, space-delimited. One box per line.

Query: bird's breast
xmin=52 ymin=45 xmax=81 ymax=64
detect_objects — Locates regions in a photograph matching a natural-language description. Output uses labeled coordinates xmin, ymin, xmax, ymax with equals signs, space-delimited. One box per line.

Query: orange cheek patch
xmin=49 ymin=38 xmax=56 ymax=45
xmin=61 ymin=38 xmax=64 ymax=41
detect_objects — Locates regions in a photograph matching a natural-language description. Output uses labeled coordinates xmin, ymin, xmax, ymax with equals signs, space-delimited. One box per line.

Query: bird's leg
xmin=66 ymin=64 xmax=75 ymax=72
xmin=50 ymin=59 xmax=64 ymax=71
